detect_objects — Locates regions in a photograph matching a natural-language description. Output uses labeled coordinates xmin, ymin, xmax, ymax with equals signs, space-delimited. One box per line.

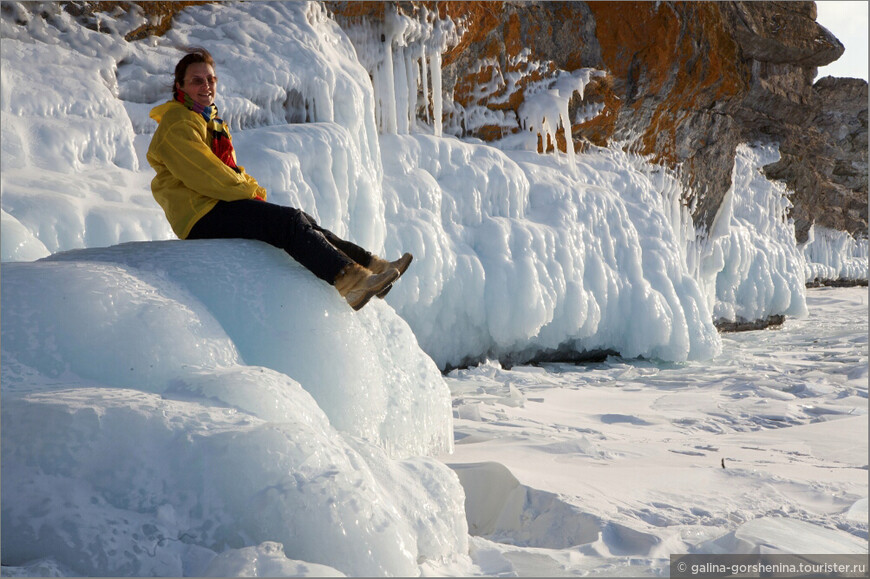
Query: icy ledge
xmin=801 ymin=224 xmax=869 ymax=285
xmin=1 ymin=240 xmax=469 ymax=577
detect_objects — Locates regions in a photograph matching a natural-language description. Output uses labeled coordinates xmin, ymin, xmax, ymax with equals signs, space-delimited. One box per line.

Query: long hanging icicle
xmin=420 ymin=50 xmax=430 ymax=124
xmin=340 ymin=6 xmax=457 ymax=135
xmin=429 ymin=49 xmax=443 ymax=137
xmin=404 ymin=40 xmax=421 ymax=132
xmin=380 ymin=28 xmax=399 ymax=134
xmin=394 ymin=42 xmax=410 ymax=134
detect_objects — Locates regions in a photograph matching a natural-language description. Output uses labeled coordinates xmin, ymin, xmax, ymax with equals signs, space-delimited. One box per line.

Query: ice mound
xmin=11 ymin=240 xmax=454 ymax=456
xmin=0 ymin=13 xmax=173 ymax=257
xmin=695 ymin=144 xmax=809 ymax=323
xmin=1 ymin=240 xmax=467 ymax=576
xmin=801 ymin=224 xmax=869 ymax=282
xmin=380 ymin=134 xmax=722 ymax=367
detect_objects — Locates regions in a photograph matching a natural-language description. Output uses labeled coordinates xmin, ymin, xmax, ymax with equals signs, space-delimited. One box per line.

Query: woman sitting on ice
xmin=147 ymin=48 xmax=411 ymax=310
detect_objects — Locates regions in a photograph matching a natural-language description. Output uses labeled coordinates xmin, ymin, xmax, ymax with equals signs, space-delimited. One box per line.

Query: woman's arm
xmin=151 ymin=116 xmax=266 ymax=202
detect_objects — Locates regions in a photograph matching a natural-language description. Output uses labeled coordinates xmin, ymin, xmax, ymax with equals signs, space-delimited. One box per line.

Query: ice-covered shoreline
xmin=2 ymin=2 xmax=864 ymax=362
xmin=802 ymin=225 xmax=869 ymax=285
xmin=1 ymin=2 xmax=867 ymax=576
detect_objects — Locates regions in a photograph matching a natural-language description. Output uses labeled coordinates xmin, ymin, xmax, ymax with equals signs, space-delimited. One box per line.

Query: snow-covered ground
xmin=445 ymin=286 xmax=868 ymax=575
xmin=1 ymin=2 xmax=867 ymax=576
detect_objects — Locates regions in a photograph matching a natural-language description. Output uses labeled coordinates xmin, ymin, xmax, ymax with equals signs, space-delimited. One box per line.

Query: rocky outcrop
xmin=59 ymin=1 xmax=210 ymax=40
xmin=769 ymin=76 xmax=868 ymax=240
xmin=327 ymin=1 xmax=865 ymax=241
xmin=716 ymin=3 xmax=865 ymax=240
xmin=715 ymin=314 xmax=785 ymax=333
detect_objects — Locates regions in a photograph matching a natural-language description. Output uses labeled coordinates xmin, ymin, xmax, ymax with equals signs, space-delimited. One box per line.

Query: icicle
xmin=558 ymin=93 xmax=575 ymax=168
xmin=430 ymin=49 xmax=443 ymax=137
xmin=420 ymin=50 xmax=430 ymax=124
xmin=372 ymin=61 xmax=383 ymax=131
xmin=518 ymin=68 xmax=606 ymax=166
xmin=405 ymin=42 xmax=421 ymax=132
xmin=340 ymin=7 xmax=457 ymax=136
xmin=394 ymin=43 xmax=410 ymax=134
xmin=380 ymin=33 xmax=398 ymax=134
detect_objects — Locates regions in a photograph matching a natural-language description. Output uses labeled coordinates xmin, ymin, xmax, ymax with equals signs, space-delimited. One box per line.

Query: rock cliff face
xmin=770 ymin=76 xmax=867 ymax=240
xmin=328 ymin=1 xmax=867 ymax=240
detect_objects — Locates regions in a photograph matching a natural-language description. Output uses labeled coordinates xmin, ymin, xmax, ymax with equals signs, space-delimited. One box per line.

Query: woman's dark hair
xmin=173 ymin=47 xmax=215 ymax=94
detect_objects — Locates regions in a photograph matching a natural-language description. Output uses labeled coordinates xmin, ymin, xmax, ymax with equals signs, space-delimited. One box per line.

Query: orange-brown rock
xmin=61 ymin=1 xmax=210 ymax=40
xmin=328 ymin=1 xmax=864 ymax=239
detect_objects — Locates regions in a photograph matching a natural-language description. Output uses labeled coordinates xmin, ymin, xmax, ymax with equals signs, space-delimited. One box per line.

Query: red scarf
xmin=176 ymin=89 xmax=240 ymax=174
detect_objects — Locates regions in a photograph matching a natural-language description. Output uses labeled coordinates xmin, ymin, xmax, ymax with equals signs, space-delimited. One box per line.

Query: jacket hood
xmin=149 ymin=101 xmax=182 ymax=124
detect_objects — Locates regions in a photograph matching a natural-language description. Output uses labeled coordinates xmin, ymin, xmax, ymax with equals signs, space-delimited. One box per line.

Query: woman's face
xmin=177 ymin=62 xmax=217 ymax=108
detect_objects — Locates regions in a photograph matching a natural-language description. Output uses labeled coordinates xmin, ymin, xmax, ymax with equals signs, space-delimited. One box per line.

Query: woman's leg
xmin=301 ymin=211 xmax=375 ymax=268
xmin=189 ymin=200 xmax=403 ymax=309
xmin=300 ymin=211 xmax=413 ymax=299
xmin=189 ymin=200 xmax=353 ymax=284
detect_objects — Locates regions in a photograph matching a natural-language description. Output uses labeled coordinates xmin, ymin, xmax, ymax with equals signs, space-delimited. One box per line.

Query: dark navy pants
xmin=188 ymin=200 xmax=372 ymax=284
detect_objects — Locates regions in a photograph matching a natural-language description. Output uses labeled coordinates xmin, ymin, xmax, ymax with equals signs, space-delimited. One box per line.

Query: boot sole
xmin=377 ymin=253 xmax=413 ymax=299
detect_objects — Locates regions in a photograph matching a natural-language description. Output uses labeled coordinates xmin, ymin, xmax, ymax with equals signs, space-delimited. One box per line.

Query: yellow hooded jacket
xmin=147 ymin=101 xmax=267 ymax=239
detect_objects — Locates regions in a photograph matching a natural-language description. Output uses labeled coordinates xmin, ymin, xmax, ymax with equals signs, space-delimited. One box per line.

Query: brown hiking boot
xmin=334 ymin=263 xmax=400 ymax=311
xmin=367 ymin=253 xmax=413 ymax=299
